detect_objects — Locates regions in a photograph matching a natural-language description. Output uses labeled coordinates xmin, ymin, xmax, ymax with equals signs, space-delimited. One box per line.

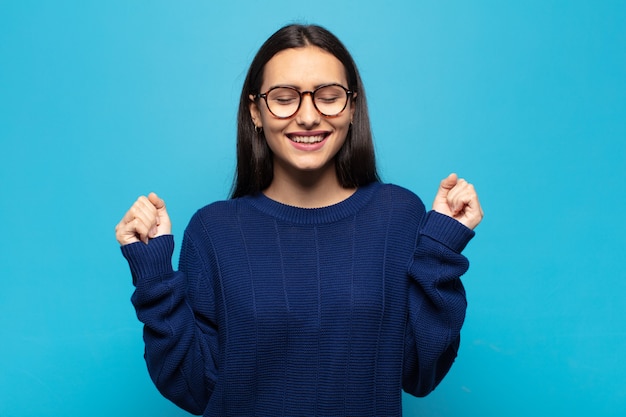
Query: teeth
xmin=290 ymin=135 xmax=325 ymax=144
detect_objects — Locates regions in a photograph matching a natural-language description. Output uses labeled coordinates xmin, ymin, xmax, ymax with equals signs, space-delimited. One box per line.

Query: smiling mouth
xmin=287 ymin=133 xmax=329 ymax=144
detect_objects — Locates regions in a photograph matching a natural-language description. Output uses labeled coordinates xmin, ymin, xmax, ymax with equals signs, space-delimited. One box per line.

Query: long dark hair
xmin=230 ymin=24 xmax=380 ymax=198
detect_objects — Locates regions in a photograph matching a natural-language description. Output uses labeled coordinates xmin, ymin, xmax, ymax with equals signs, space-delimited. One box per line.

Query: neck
xmin=264 ymin=165 xmax=356 ymax=209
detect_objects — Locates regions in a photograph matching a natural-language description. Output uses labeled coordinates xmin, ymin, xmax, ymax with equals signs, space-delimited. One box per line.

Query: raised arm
xmin=116 ymin=196 xmax=217 ymax=414
xmin=403 ymin=174 xmax=482 ymax=396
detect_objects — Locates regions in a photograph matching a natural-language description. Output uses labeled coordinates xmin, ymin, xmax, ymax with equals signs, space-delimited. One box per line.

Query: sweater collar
xmin=242 ymin=182 xmax=381 ymax=224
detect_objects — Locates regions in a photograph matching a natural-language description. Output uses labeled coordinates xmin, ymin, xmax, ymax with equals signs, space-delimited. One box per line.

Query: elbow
xmin=153 ymin=379 xmax=207 ymax=415
xmin=147 ymin=362 xmax=210 ymax=415
xmin=403 ymin=335 xmax=461 ymax=398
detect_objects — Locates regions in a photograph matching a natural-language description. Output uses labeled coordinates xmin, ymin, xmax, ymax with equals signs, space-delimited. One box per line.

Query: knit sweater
xmin=122 ymin=182 xmax=474 ymax=417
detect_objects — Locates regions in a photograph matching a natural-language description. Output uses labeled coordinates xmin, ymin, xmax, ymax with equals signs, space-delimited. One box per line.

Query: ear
xmin=249 ymin=94 xmax=262 ymax=128
xmin=349 ymin=92 xmax=357 ymax=120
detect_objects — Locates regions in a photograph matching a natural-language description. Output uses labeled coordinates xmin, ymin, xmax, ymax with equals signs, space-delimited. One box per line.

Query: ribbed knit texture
xmin=122 ymin=182 xmax=474 ymax=417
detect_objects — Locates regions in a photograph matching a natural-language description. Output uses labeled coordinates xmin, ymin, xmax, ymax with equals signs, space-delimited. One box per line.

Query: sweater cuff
xmin=120 ymin=235 xmax=175 ymax=285
xmin=420 ymin=211 xmax=475 ymax=253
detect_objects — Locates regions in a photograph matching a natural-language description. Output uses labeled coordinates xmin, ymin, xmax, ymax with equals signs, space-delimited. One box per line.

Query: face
xmin=249 ymin=46 xmax=355 ymax=182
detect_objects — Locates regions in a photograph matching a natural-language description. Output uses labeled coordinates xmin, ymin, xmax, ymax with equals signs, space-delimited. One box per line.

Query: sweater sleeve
xmin=121 ymin=233 xmax=218 ymax=415
xmin=402 ymin=210 xmax=475 ymax=397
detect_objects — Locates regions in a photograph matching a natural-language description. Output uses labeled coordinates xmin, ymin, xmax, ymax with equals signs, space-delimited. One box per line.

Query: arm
xmin=402 ymin=173 xmax=483 ymax=396
xmin=117 ymin=195 xmax=217 ymax=414
xmin=402 ymin=211 xmax=474 ymax=396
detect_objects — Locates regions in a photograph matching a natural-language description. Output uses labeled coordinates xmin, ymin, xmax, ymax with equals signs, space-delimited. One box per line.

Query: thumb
xmin=148 ymin=192 xmax=166 ymax=211
xmin=432 ymin=173 xmax=458 ymax=214
xmin=435 ymin=173 xmax=458 ymax=198
xmin=147 ymin=192 xmax=172 ymax=236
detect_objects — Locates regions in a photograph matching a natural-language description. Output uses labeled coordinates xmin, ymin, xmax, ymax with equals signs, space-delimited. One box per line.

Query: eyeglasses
xmin=254 ymin=84 xmax=354 ymax=119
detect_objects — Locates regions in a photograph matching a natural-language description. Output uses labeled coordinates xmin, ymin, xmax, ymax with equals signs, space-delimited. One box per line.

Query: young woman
xmin=115 ymin=24 xmax=483 ymax=417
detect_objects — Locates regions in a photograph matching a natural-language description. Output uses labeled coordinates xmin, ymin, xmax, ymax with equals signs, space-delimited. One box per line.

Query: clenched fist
xmin=115 ymin=192 xmax=172 ymax=245
xmin=432 ymin=173 xmax=483 ymax=230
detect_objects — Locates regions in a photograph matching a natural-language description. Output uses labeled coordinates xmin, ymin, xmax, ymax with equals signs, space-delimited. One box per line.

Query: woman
xmin=116 ymin=24 xmax=483 ymax=417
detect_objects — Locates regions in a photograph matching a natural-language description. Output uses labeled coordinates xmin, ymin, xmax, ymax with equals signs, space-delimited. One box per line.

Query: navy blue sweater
xmin=122 ymin=182 xmax=474 ymax=416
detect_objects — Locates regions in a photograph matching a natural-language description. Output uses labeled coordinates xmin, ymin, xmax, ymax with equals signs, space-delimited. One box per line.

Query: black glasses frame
xmin=254 ymin=83 xmax=354 ymax=119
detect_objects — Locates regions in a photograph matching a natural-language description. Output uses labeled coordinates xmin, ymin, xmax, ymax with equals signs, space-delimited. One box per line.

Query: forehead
xmin=262 ymin=46 xmax=347 ymax=89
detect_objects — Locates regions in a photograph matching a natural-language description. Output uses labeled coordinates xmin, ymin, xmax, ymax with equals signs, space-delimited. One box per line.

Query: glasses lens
xmin=266 ymin=87 xmax=301 ymax=118
xmin=314 ymin=85 xmax=348 ymax=116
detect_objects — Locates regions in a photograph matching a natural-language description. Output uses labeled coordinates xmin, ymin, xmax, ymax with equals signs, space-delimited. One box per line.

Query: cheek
xmin=263 ymin=119 xmax=287 ymax=136
xmin=261 ymin=121 xmax=290 ymax=150
xmin=258 ymin=107 xmax=285 ymax=131
xmin=336 ymin=119 xmax=352 ymax=138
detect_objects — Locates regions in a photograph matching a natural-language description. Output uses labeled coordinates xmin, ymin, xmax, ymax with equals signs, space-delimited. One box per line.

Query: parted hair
xmin=230 ymin=24 xmax=380 ymax=198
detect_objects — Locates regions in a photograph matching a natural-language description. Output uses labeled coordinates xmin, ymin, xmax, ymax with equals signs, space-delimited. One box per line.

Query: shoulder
xmin=356 ymin=182 xmax=427 ymax=231
xmin=373 ymin=183 xmax=426 ymax=213
xmin=195 ymin=198 xmax=240 ymax=218
xmin=183 ymin=199 xmax=244 ymax=237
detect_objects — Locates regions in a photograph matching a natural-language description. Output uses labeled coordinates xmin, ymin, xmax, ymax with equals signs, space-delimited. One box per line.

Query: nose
xmin=295 ymin=92 xmax=320 ymax=127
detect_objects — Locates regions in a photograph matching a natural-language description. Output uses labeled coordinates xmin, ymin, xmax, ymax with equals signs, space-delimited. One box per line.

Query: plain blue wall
xmin=1 ymin=1 xmax=625 ymax=416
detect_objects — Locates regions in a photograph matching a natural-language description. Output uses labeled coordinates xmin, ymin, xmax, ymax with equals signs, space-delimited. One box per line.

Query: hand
xmin=432 ymin=173 xmax=483 ymax=230
xmin=115 ymin=192 xmax=172 ymax=245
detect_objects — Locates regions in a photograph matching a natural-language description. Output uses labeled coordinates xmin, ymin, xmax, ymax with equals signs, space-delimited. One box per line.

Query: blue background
xmin=1 ymin=1 xmax=625 ymax=416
